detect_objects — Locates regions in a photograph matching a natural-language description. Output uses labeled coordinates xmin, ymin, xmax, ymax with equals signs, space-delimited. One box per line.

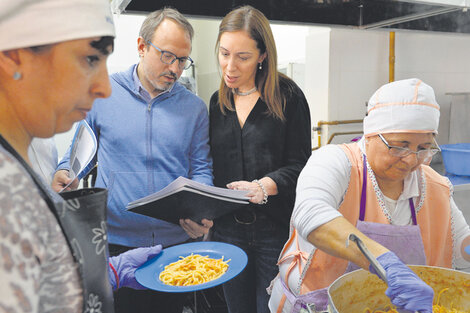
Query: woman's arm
xmin=292 ymin=145 xmax=350 ymax=238
xmin=291 ymin=144 xmax=387 ymax=267
xmin=308 ymin=216 xmax=389 ymax=269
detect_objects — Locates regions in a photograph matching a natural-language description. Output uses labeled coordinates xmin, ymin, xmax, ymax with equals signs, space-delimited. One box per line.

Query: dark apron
xmin=279 ymin=155 xmax=426 ymax=313
xmin=0 ymin=135 xmax=114 ymax=313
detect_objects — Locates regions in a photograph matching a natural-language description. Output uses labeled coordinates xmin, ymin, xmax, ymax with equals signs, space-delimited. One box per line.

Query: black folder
xmin=126 ymin=177 xmax=250 ymax=225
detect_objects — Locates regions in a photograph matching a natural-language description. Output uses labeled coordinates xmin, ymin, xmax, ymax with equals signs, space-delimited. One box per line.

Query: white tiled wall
xmin=307 ymin=27 xmax=470 ymax=147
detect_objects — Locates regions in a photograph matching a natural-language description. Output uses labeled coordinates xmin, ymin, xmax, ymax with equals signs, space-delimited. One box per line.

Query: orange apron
xmin=276 ymin=143 xmax=452 ymax=312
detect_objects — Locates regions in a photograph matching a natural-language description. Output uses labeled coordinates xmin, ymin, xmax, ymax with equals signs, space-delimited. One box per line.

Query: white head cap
xmin=363 ymin=78 xmax=440 ymax=137
xmin=0 ymin=0 xmax=115 ymax=51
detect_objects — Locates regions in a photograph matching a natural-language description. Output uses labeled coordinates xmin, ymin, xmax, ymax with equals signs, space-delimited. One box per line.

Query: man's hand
xmin=179 ymin=218 xmax=213 ymax=239
xmin=51 ymin=169 xmax=79 ymax=192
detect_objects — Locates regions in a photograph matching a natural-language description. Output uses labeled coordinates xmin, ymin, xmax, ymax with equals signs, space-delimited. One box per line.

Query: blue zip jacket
xmin=57 ymin=65 xmax=213 ymax=247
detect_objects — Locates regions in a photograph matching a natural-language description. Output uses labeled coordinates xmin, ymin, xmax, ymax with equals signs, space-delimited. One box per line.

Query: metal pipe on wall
xmin=313 ymin=120 xmax=363 ymax=148
xmin=389 ymin=31 xmax=395 ymax=83
xmin=313 ymin=32 xmax=394 ymax=149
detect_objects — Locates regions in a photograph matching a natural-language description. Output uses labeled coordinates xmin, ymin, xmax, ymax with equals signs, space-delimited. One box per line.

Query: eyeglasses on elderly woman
xmin=378 ymin=133 xmax=441 ymax=163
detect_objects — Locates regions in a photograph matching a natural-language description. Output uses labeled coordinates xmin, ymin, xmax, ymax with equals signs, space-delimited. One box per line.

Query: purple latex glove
xmin=108 ymin=245 xmax=162 ymax=290
xmin=370 ymin=251 xmax=434 ymax=313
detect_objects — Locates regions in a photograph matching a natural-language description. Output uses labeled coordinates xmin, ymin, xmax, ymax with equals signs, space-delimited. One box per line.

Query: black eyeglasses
xmin=147 ymin=41 xmax=193 ymax=70
xmin=378 ymin=134 xmax=440 ymax=163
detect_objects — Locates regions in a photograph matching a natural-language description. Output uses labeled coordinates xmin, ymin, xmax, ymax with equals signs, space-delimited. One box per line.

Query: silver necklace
xmin=233 ymin=87 xmax=257 ymax=96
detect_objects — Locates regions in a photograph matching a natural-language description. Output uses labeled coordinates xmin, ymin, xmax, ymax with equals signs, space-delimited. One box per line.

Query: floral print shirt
xmin=0 ymin=146 xmax=82 ymax=312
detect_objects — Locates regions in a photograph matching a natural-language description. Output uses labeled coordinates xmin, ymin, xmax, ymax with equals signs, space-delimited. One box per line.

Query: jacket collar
xmin=113 ymin=64 xmax=182 ymax=102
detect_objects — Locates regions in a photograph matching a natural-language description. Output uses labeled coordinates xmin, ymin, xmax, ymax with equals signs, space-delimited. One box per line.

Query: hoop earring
xmin=13 ymin=72 xmax=22 ymax=80
xmin=258 ymin=62 xmax=262 ymax=70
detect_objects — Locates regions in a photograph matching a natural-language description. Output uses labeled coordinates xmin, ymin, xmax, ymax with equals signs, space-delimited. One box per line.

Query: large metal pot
xmin=327 ymin=265 xmax=470 ymax=313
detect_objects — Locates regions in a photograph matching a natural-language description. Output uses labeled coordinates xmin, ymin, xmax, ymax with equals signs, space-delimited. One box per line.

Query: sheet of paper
xmin=60 ymin=120 xmax=97 ymax=192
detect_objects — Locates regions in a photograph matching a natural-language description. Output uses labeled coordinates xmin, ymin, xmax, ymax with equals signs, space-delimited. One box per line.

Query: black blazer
xmin=209 ymin=76 xmax=312 ymax=226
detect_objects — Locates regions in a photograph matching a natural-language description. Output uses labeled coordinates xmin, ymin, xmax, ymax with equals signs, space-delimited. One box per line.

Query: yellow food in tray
xmin=159 ymin=253 xmax=230 ymax=286
xmin=363 ymin=288 xmax=468 ymax=313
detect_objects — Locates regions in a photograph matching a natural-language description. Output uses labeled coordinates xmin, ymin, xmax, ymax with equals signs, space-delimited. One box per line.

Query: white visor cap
xmin=363 ymin=78 xmax=440 ymax=137
xmin=0 ymin=0 xmax=115 ymax=51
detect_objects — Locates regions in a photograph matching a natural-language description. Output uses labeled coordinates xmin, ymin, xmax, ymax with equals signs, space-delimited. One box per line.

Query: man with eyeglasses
xmin=52 ymin=7 xmax=213 ymax=313
xmin=269 ymin=78 xmax=470 ymax=313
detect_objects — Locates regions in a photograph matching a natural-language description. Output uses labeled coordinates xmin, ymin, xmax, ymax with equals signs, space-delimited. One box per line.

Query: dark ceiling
xmin=124 ymin=0 xmax=470 ymax=34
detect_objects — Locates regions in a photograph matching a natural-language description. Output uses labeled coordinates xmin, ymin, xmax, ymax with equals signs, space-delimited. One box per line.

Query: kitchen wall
xmin=310 ymin=27 xmax=470 ymax=147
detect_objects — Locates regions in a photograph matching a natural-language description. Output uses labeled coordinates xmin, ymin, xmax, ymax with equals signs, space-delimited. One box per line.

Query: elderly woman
xmin=269 ymin=78 xmax=470 ymax=313
xmin=0 ymin=1 xmax=160 ymax=312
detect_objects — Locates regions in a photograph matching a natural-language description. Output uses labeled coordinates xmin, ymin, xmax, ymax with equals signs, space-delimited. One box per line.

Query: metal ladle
xmin=346 ymin=233 xmax=418 ymax=313
xmin=346 ymin=234 xmax=387 ymax=282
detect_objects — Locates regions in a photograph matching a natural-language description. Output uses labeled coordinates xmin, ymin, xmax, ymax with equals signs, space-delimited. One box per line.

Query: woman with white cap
xmin=0 ymin=1 xmax=161 ymax=312
xmin=268 ymin=78 xmax=470 ymax=313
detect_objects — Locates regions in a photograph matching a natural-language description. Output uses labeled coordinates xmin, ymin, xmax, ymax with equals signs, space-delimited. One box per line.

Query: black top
xmin=209 ymin=76 xmax=312 ymax=226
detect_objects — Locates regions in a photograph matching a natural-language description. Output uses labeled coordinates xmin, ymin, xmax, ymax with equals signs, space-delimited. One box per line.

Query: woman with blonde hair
xmin=209 ymin=5 xmax=312 ymax=313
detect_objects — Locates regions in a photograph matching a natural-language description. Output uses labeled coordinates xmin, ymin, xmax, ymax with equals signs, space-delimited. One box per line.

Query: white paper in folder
xmin=60 ymin=120 xmax=97 ymax=192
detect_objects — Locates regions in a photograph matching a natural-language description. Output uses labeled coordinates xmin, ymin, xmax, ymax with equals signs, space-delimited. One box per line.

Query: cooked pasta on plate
xmin=135 ymin=241 xmax=247 ymax=292
xmin=159 ymin=253 xmax=230 ymax=286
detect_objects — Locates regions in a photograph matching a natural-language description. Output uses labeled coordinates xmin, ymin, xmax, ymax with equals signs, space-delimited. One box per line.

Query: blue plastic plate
xmin=465 ymin=245 xmax=470 ymax=255
xmin=135 ymin=241 xmax=248 ymax=292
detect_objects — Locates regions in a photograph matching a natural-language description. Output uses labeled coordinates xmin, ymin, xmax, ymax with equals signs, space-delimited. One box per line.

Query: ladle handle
xmin=348 ymin=234 xmax=387 ymax=283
